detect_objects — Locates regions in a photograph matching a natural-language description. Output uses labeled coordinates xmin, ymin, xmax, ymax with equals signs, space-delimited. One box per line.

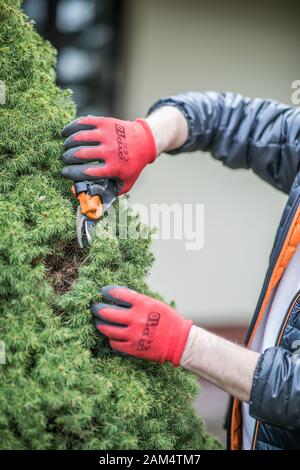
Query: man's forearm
xmin=180 ymin=325 xmax=260 ymax=403
xmin=145 ymin=106 xmax=188 ymax=156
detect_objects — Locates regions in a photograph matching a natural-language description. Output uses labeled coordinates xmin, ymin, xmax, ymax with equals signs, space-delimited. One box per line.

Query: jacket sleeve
xmin=249 ymin=347 xmax=300 ymax=429
xmin=148 ymin=91 xmax=300 ymax=194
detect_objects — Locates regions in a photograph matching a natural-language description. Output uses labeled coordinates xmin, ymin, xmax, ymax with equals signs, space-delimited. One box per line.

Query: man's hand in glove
xmin=91 ymin=285 xmax=193 ymax=366
xmin=61 ymin=116 xmax=157 ymax=195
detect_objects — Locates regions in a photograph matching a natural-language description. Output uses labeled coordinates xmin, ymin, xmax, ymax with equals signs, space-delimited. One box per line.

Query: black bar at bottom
xmin=0 ymin=449 xmax=297 ymax=468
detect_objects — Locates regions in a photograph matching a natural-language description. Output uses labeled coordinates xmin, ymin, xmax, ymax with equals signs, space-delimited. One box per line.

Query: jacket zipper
xmin=228 ymin=192 xmax=300 ymax=450
xmin=251 ymin=288 xmax=300 ymax=449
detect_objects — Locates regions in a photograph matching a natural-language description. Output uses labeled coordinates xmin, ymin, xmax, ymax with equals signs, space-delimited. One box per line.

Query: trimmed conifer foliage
xmin=0 ymin=0 xmax=222 ymax=450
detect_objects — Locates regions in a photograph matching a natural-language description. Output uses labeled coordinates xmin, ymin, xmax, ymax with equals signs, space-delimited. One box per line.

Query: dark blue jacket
xmin=149 ymin=92 xmax=300 ymax=450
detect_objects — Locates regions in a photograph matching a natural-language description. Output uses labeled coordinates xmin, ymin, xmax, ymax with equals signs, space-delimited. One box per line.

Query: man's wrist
xmin=145 ymin=106 xmax=188 ymax=156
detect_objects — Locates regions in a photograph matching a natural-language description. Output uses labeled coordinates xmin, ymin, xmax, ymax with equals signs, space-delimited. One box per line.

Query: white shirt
xmin=242 ymin=243 xmax=300 ymax=449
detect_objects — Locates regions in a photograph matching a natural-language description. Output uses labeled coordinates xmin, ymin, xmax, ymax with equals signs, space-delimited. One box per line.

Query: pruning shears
xmin=72 ymin=179 xmax=117 ymax=248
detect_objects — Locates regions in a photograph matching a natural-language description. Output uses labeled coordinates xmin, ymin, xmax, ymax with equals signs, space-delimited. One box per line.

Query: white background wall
xmin=119 ymin=0 xmax=299 ymax=325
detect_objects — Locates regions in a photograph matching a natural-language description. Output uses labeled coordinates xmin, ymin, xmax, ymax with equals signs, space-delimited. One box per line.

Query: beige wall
xmin=119 ymin=0 xmax=299 ymax=325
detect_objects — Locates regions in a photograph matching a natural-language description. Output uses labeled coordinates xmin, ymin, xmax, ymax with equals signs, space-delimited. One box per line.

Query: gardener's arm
xmin=92 ymin=286 xmax=300 ymax=428
xmin=91 ymin=285 xmax=259 ymax=404
xmin=180 ymin=325 xmax=259 ymax=403
xmin=148 ymin=92 xmax=300 ymax=194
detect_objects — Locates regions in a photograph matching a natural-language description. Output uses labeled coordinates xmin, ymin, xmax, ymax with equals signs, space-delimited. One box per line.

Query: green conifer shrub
xmin=0 ymin=0 xmax=222 ymax=450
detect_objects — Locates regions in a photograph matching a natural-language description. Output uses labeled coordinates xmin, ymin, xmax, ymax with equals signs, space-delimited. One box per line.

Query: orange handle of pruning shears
xmin=71 ymin=185 xmax=103 ymax=221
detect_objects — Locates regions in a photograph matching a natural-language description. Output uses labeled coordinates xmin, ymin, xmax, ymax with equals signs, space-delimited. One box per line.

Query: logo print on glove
xmin=137 ymin=312 xmax=160 ymax=352
xmin=115 ymin=124 xmax=128 ymax=161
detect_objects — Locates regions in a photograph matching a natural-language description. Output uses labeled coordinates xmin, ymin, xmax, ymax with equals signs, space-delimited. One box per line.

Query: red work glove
xmin=91 ymin=285 xmax=193 ymax=366
xmin=61 ymin=116 xmax=157 ymax=195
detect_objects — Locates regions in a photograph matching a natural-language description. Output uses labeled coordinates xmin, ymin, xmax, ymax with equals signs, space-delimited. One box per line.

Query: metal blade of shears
xmin=76 ymin=206 xmax=97 ymax=248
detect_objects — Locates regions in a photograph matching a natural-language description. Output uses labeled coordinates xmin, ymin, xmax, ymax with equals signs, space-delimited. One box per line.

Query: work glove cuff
xmin=168 ymin=319 xmax=193 ymax=366
xmin=135 ymin=118 xmax=157 ymax=164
